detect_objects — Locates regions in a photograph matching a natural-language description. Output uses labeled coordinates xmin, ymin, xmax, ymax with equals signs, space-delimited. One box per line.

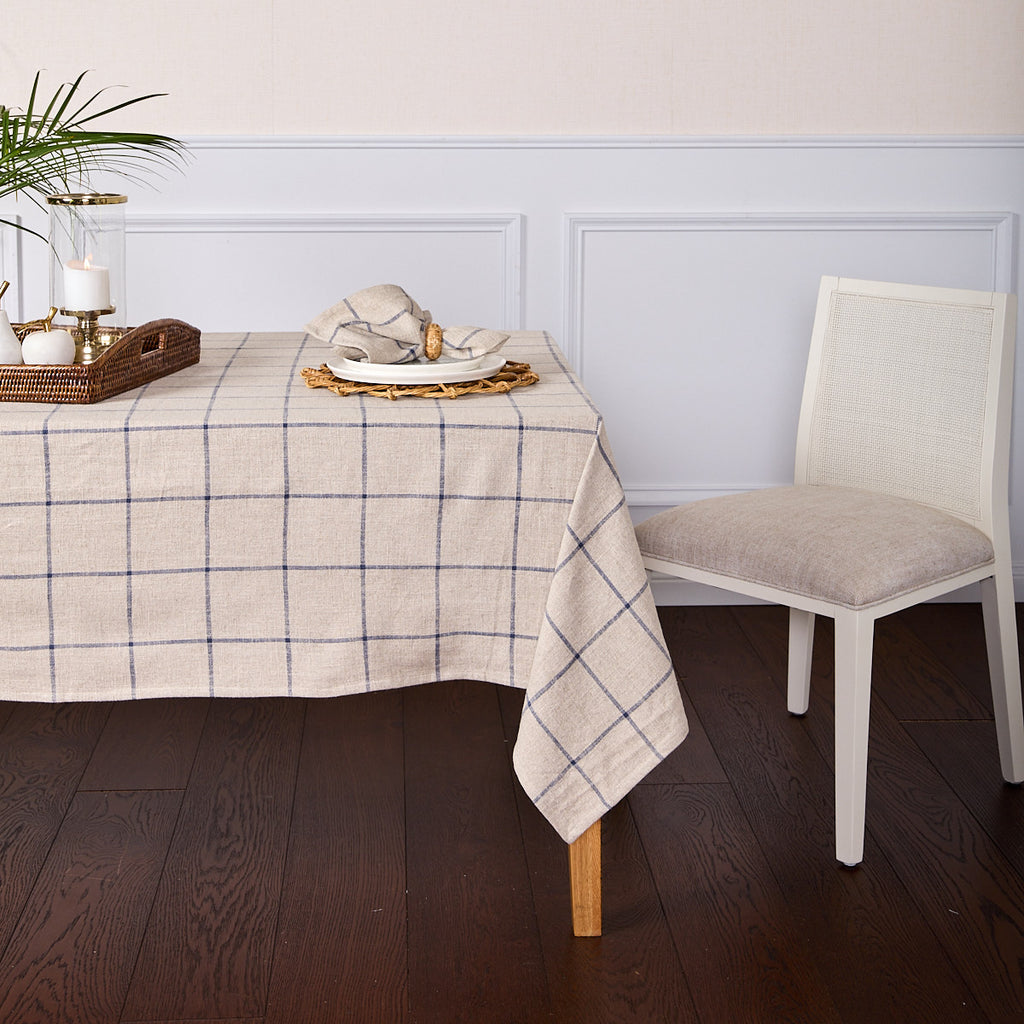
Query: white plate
xmin=326 ymin=352 xmax=505 ymax=384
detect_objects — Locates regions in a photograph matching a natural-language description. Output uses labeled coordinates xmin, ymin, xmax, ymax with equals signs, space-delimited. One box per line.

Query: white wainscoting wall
xmin=3 ymin=136 xmax=1022 ymax=601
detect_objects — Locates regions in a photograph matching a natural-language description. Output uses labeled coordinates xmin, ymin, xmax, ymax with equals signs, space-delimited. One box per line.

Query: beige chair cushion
xmin=635 ymin=485 xmax=994 ymax=610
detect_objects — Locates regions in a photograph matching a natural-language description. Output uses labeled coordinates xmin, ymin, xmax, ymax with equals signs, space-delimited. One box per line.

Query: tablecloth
xmin=0 ymin=331 xmax=688 ymax=842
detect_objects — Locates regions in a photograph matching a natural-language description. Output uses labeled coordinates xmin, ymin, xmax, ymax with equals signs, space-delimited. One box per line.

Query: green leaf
xmin=0 ymin=70 xmax=187 ymax=234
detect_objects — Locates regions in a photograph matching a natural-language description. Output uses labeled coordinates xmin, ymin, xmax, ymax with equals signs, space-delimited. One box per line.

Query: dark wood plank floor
xmin=1 ymin=603 xmax=1022 ymax=1023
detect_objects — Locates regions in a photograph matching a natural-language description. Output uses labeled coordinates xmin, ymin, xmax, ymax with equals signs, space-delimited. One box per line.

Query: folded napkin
xmin=305 ymin=283 xmax=510 ymax=364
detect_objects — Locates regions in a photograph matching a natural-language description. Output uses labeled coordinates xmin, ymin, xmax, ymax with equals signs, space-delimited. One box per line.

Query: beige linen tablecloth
xmin=0 ymin=331 xmax=688 ymax=843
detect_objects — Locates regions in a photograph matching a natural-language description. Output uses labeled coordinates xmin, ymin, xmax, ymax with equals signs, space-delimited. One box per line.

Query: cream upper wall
xmin=1 ymin=0 xmax=1022 ymax=136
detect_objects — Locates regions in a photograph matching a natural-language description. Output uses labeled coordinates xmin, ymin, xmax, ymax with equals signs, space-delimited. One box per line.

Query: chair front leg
xmin=833 ymin=610 xmax=875 ymax=866
xmin=787 ymin=608 xmax=815 ymax=715
xmin=980 ymin=572 xmax=1024 ymax=783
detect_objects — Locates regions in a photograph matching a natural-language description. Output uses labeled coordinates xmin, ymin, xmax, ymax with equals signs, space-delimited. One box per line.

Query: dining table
xmin=0 ymin=327 xmax=689 ymax=935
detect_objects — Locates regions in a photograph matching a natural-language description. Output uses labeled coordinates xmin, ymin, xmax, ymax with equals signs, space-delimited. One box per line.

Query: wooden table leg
xmin=568 ymin=818 xmax=602 ymax=936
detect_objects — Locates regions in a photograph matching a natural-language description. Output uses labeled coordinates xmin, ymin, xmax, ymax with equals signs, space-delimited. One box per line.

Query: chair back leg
xmin=833 ymin=610 xmax=875 ymax=866
xmin=980 ymin=573 xmax=1024 ymax=783
xmin=788 ymin=608 xmax=815 ymax=715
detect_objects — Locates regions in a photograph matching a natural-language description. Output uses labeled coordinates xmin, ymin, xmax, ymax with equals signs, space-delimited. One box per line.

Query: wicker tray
xmin=0 ymin=319 xmax=200 ymax=404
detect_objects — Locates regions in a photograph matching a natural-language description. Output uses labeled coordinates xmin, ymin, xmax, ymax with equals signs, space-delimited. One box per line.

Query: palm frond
xmin=0 ymin=71 xmax=187 ymax=218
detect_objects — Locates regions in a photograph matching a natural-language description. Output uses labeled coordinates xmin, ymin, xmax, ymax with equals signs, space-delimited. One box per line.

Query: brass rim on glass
xmin=45 ymin=193 xmax=128 ymax=206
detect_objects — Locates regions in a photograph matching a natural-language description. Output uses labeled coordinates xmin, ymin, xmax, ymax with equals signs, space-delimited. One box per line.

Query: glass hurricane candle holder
xmin=47 ymin=193 xmax=127 ymax=362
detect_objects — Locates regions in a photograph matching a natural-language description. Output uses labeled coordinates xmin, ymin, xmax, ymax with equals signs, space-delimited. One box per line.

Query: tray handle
xmin=92 ymin=319 xmax=193 ymax=373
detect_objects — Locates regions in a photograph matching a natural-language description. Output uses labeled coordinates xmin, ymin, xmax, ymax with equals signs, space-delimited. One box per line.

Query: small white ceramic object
xmin=21 ymin=328 xmax=77 ymax=365
xmin=0 ymin=310 xmax=23 ymax=364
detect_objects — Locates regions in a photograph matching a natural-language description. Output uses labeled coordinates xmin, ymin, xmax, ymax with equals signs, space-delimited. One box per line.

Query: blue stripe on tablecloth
xmin=41 ymin=407 xmax=59 ymax=701
xmin=541 ymin=330 xmax=600 ymax=417
xmin=0 ymin=626 xmax=543 ymax=654
xmin=359 ymin=393 xmax=372 ymax=690
xmin=549 ymin=445 xmax=672 ymax=660
xmin=202 ymin=334 xmax=250 ymax=696
xmin=3 ymin=421 xmax=598 ymax=441
xmin=121 ymin=382 xmax=152 ymax=699
xmin=0 ymin=491 xmax=575 ymax=509
xmin=0 ymin=560 xmax=558 ymax=582
xmin=280 ymin=335 xmax=313 ymax=695
xmin=552 ymin=432 xmax=628 ymax=566
xmin=434 ymin=404 xmax=446 ymax=677
xmin=596 ymin=428 xmax=617 ymax=470
xmin=506 ymin=390 xmax=526 ymax=686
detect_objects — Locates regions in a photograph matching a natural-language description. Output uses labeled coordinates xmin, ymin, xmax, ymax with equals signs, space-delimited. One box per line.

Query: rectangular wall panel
xmin=0 ymin=221 xmax=23 ymax=322
xmin=566 ymin=213 xmax=1016 ymax=505
xmin=125 ymin=214 xmax=523 ymax=333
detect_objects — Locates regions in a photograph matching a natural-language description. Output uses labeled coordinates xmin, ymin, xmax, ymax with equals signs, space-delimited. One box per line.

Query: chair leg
xmin=788 ymin=608 xmax=815 ymax=715
xmin=980 ymin=573 xmax=1024 ymax=783
xmin=833 ymin=611 xmax=874 ymax=866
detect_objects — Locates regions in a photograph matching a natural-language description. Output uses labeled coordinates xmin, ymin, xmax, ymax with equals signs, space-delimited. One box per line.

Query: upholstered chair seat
xmin=637 ymin=484 xmax=995 ymax=611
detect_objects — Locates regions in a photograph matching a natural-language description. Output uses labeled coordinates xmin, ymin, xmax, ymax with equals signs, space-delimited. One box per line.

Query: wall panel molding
xmin=565 ymin=211 xmax=1018 ymax=371
xmin=0 ymin=221 xmax=22 ymax=322
xmin=126 ymin=212 xmax=525 ymax=330
xmin=179 ymin=134 xmax=1024 ymax=151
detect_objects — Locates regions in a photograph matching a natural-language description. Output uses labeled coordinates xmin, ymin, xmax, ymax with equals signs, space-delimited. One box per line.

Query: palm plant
xmin=0 ymin=70 xmax=186 ymax=241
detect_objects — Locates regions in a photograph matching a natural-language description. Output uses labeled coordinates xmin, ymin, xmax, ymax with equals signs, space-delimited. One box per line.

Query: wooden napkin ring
xmin=425 ymin=322 xmax=443 ymax=360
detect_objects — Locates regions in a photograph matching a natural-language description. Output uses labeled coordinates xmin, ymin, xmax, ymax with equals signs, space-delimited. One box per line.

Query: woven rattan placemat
xmin=301 ymin=360 xmax=538 ymax=400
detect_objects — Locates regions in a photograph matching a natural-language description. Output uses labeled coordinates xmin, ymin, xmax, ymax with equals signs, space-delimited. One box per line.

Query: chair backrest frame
xmin=794 ymin=276 xmax=1017 ymax=543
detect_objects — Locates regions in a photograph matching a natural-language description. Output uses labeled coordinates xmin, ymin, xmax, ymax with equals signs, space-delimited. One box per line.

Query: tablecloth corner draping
xmin=512 ymin=422 xmax=689 ymax=843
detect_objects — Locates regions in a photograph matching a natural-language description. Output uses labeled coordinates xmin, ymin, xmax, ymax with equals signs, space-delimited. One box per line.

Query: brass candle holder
xmin=61 ymin=306 xmax=118 ymax=363
xmin=14 ymin=305 xmax=126 ymax=365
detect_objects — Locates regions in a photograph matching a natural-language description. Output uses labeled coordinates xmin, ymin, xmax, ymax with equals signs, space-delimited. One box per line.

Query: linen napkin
xmin=305 ymin=283 xmax=510 ymax=364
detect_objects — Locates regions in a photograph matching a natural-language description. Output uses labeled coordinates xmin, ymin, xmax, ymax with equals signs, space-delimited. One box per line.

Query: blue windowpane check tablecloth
xmin=0 ymin=331 xmax=688 ymax=842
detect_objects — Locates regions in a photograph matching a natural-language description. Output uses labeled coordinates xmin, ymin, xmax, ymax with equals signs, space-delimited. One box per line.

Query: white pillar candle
xmin=63 ymin=259 xmax=111 ymax=312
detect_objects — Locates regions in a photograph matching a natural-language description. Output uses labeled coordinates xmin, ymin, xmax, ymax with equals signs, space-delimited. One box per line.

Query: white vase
xmin=0 ymin=311 xmax=23 ymax=364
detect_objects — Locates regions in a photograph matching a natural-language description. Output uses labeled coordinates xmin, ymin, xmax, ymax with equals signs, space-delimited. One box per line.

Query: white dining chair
xmin=636 ymin=276 xmax=1024 ymax=866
